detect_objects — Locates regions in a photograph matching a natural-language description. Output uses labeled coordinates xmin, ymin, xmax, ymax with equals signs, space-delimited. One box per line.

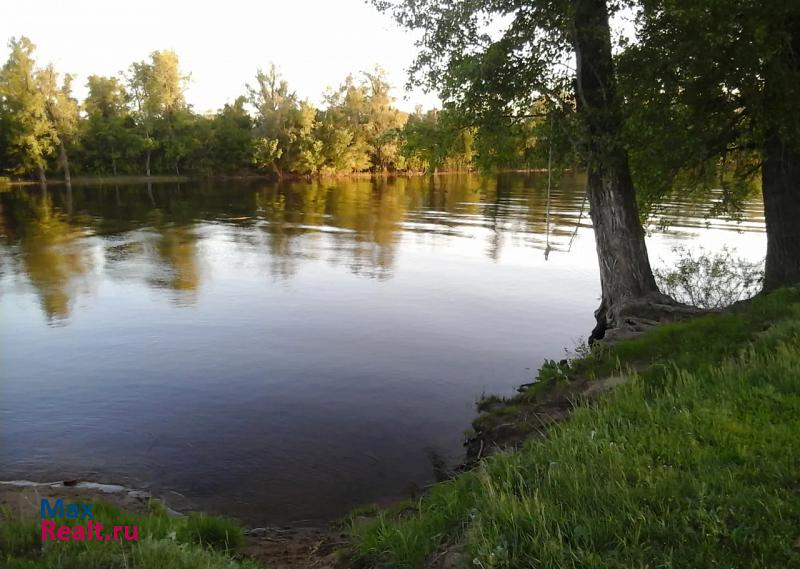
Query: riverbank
xmin=4 ymin=290 xmax=798 ymax=568
xmin=348 ymin=288 xmax=800 ymax=567
xmin=0 ymin=168 xmax=564 ymax=188
xmin=0 ymin=481 xmax=273 ymax=568
xmin=0 ymin=170 xmax=474 ymax=187
xmin=0 ymin=480 xmax=347 ymax=569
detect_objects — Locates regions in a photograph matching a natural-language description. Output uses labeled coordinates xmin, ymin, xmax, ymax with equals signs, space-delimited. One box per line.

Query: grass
xmin=0 ymin=500 xmax=262 ymax=569
xmin=349 ymin=288 xmax=800 ymax=568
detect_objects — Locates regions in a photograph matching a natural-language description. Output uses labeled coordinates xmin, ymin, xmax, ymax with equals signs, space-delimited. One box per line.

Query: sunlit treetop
xmin=372 ymin=0 xmax=633 ymax=119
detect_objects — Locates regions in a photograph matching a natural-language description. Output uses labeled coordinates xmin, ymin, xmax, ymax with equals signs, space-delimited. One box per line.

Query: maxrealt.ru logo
xmin=40 ymin=499 xmax=138 ymax=542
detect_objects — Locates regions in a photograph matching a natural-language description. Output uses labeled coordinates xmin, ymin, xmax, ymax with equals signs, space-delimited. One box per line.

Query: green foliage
xmin=0 ymin=36 xmax=57 ymax=175
xmin=176 ymin=514 xmax=245 ymax=552
xmin=125 ymin=49 xmax=190 ymax=175
xmin=252 ymin=137 xmax=282 ymax=173
xmin=349 ymin=289 xmax=800 ymax=568
xmin=319 ymin=68 xmax=406 ymax=173
xmin=654 ymin=246 xmax=764 ymax=309
xmin=619 ymin=0 xmax=800 ymax=215
xmin=401 ymin=107 xmax=475 ymax=172
xmin=79 ymin=74 xmax=140 ymax=175
xmin=247 ymin=64 xmax=301 ymax=176
xmin=0 ymin=39 xmax=560 ymax=179
xmin=0 ymin=500 xmax=259 ymax=569
xmin=371 ymin=0 xmax=581 ymax=171
xmin=0 ymin=509 xmax=38 ymax=557
xmin=207 ymin=98 xmax=254 ymax=174
xmin=36 ymin=64 xmax=79 ymax=148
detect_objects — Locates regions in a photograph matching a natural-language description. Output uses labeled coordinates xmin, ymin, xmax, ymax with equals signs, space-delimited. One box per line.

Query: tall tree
xmin=402 ymin=107 xmax=476 ymax=172
xmin=286 ymin=101 xmax=324 ymax=175
xmin=362 ymin=68 xmax=406 ymax=171
xmin=623 ymin=0 xmax=800 ymax=292
xmin=321 ymin=70 xmax=407 ymax=173
xmin=207 ymin=97 xmax=254 ymax=174
xmin=762 ymin=12 xmax=800 ymax=290
xmin=373 ymin=0 xmax=676 ymax=339
xmin=247 ymin=64 xmax=299 ymax=177
xmin=37 ymin=64 xmax=79 ymax=186
xmin=82 ymin=75 xmax=136 ymax=175
xmin=0 ymin=36 xmax=56 ymax=184
xmin=126 ymin=50 xmax=188 ymax=176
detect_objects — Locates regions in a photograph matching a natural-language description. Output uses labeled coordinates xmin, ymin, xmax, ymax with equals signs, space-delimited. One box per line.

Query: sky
xmin=0 ymin=0 xmax=440 ymax=113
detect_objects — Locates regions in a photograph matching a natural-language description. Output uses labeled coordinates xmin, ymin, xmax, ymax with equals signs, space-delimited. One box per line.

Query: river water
xmin=0 ymin=173 xmax=765 ymax=523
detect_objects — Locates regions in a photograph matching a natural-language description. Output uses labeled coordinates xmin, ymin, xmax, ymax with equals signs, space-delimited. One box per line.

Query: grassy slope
xmin=0 ymin=500 xmax=263 ymax=569
xmin=349 ymin=289 xmax=800 ymax=568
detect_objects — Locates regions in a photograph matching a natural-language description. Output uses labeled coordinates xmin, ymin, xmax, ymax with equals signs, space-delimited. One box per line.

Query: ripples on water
xmin=0 ymin=173 xmax=765 ymax=523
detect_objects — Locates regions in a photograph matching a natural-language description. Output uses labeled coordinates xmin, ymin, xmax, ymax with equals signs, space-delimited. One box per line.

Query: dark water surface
xmin=0 ymin=173 xmax=765 ymax=523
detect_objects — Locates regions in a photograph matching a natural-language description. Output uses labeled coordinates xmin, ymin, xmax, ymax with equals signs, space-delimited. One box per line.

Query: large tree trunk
xmin=59 ymin=141 xmax=71 ymax=188
xmin=36 ymin=164 xmax=47 ymax=189
xmin=762 ymin=132 xmax=800 ymax=290
xmin=761 ymin=16 xmax=800 ymax=291
xmin=573 ymin=0 xmax=671 ymax=341
xmin=145 ymin=149 xmax=152 ymax=177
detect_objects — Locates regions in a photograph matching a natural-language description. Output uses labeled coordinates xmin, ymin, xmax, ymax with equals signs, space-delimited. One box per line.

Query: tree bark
xmin=145 ymin=149 xmax=151 ymax=177
xmin=761 ymin=16 xmax=800 ymax=291
xmin=59 ymin=141 xmax=71 ymax=188
xmin=36 ymin=164 xmax=47 ymax=189
xmin=572 ymin=0 xmax=663 ymax=341
xmin=762 ymin=132 xmax=800 ymax=290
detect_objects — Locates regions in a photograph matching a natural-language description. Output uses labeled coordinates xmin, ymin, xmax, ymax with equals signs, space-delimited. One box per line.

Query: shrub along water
xmin=349 ymin=289 xmax=800 ymax=568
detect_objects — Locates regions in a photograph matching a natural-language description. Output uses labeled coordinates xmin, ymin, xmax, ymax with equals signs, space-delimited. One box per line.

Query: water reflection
xmin=0 ymin=173 xmax=609 ymax=316
xmin=0 ymin=173 xmax=765 ymax=524
xmin=1 ymin=189 xmax=95 ymax=323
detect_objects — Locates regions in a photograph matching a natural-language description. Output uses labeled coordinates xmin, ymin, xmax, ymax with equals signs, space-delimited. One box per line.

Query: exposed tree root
xmin=592 ymin=292 xmax=708 ymax=344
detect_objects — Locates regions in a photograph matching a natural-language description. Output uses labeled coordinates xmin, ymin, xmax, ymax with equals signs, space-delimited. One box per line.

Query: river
xmin=0 ymin=172 xmax=765 ymax=523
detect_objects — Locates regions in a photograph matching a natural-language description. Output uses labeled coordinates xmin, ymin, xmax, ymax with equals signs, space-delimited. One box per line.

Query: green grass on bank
xmin=349 ymin=289 xmax=800 ymax=568
xmin=0 ymin=500 xmax=262 ymax=569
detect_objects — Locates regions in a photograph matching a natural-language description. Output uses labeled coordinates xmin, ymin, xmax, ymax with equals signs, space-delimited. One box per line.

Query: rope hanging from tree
xmin=544 ymin=113 xmax=553 ymax=261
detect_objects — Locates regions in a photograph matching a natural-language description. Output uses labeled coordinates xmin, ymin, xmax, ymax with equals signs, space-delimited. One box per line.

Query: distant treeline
xmin=0 ymin=37 xmax=552 ymax=182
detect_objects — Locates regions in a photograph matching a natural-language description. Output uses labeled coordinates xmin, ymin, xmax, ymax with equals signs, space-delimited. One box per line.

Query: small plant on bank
xmin=0 ymin=501 xmax=257 ymax=568
xmin=177 ymin=513 xmax=245 ymax=552
xmin=0 ymin=508 xmax=39 ymax=557
xmin=654 ymin=245 xmax=763 ymax=309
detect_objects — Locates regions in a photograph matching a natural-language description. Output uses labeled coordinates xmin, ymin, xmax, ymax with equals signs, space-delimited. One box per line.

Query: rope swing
xmin=544 ymin=112 xmax=553 ymax=261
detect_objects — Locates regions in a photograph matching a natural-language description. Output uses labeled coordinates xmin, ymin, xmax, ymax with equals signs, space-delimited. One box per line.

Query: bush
xmin=654 ymin=245 xmax=763 ymax=308
xmin=177 ymin=513 xmax=245 ymax=552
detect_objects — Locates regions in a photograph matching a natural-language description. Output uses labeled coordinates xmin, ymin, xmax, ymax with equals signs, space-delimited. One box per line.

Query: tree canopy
xmin=0 ymin=37 xmax=555 ymax=181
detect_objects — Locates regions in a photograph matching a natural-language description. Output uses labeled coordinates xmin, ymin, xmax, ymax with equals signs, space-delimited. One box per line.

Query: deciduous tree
xmin=37 ymin=64 xmax=79 ymax=185
xmin=623 ymin=0 xmax=800 ymax=292
xmin=373 ymin=0 xmax=676 ymax=339
xmin=0 ymin=36 xmax=56 ymax=183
